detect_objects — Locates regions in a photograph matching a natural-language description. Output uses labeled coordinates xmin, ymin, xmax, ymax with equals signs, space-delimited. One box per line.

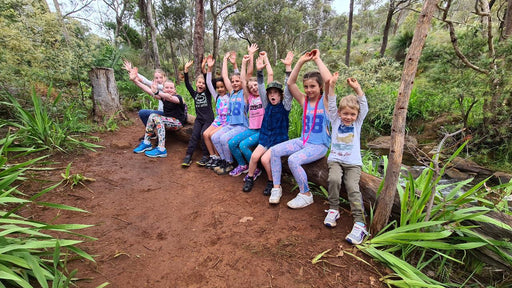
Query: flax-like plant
xmin=0 ymin=139 xmax=96 ymax=288
xmin=357 ymin=142 xmax=512 ymax=286
xmin=1 ymin=86 xmax=102 ymax=152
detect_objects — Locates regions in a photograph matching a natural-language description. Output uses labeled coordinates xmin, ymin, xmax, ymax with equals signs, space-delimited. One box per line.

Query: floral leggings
xmin=270 ymin=138 xmax=328 ymax=194
xmin=145 ymin=113 xmax=182 ymax=148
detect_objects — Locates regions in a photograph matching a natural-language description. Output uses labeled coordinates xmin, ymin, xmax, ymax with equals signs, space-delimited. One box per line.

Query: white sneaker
xmin=345 ymin=222 xmax=368 ymax=245
xmin=269 ymin=187 xmax=282 ymax=204
xmin=323 ymin=209 xmax=340 ymax=227
xmin=287 ymin=193 xmax=313 ymax=209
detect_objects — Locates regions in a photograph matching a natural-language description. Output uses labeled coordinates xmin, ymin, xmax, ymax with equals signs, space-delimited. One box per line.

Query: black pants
xmin=186 ymin=117 xmax=213 ymax=157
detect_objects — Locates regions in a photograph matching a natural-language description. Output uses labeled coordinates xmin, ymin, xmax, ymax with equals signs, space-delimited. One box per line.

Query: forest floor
xmin=23 ymin=112 xmax=389 ymax=288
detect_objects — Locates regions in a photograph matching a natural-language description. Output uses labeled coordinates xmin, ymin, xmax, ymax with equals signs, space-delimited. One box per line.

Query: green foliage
xmin=1 ymin=87 xmax=102 ymax=152
xmin=0 ymin=139 xmax=96 ymax=288
xmin=359 ymin=143 xmax=512 ymax=286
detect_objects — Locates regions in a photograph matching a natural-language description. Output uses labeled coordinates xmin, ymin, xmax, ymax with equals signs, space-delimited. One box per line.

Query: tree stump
xmin=89 ymin=67 xmax=122 ymax=122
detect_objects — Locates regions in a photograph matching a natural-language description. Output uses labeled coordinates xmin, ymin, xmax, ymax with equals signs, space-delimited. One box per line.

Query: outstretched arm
xmin=205 ymin=56 xmax=217 ymax=98
xmin=326 ymin=72 xmax=339 ymax=121
xmin=241 ymin=54 xmax=250 ymax=104
xmin=287 ymin=52 xmax=313 ymax=106
xmin=260 ymin=51 xmax=273 ymax=83
xmin=183 ymin=60 xmax=195 ymax=96
xmin=222 ymin=52 xmax=233 ymax=93
xmin=246 ymin=43 xmax=258 ymax=78
xmin=281 ymin=51 xmax=294 ymax=111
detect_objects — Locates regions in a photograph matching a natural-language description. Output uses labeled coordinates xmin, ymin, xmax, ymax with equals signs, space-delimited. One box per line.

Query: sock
xmin=157 ymin=147 xmax=165 ymax=151
xmin=143 ymin=140 xmax=151 ymax=145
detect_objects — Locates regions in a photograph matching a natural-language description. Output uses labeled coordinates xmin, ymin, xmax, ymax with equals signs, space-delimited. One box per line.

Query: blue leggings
xmin=228 ymin=129 xmax=259 ymax=166
xmin=211 ymin=124 xmax=247 ymax=162
xmin=270 ymin=138 xmax=328 ymax=193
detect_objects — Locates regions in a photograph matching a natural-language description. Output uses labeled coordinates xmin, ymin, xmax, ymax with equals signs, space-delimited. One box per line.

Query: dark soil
xmin=24 ymin=112 xmax=388 ymax=288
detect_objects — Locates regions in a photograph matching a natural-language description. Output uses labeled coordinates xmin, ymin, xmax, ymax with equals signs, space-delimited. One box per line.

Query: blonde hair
xmin=246 ymin=76 xmax=257 ymax=86
xmin=154 ymin=69 xmax=167 ymax=77
xmin=338 ymin=94 xmax=359 ymax=114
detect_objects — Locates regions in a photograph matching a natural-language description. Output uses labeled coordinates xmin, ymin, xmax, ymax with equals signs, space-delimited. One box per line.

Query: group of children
xmin=123 ymin=47 xmax=369 ymax=245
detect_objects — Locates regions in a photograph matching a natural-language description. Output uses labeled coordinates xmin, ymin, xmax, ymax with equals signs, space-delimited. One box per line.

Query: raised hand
xmin=123 ymin=59 xmax=133 ymax=72
xmin=310 ymin=49 xmax=319 ymax=60
xmin=129 ymin=66 xmax=138 ymax=81
xmin=184 ymin=60 xmax=193 ymax=73
xmin=242 ymin=54 xmax=251 ymax=64
xmin=256 ymin=55 xmax=265 ymax=71
xmin=330 ymin=72 xmax=339 ymax=88
xmin=206 ymin=55 xmax=215 ymax=67
xmin=229 ymin=51 xmax=237 ymax=65
xmin=298 ymin=51 xmax=313 ymax=63
xmin=248 ymin=43 xmax=259 ymax=55
xmin=280 ymin=51 xmax=294 ymax=67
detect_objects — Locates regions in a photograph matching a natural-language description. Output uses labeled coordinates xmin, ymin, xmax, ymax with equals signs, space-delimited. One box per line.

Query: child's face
xmin=231 ymin=75 xmax=242 ymax=91
xmin=216 ymin=81 xmax=226 ymax=95
xmin=339 ymin=107 xmax=358 ymax=126
xmin=163 ymin=82 xmax=176 ymax=95
xmin=154 ymin=72 xmax=165 ymax=84
xmin=248 ymin=80 xmax=258 ymax=96
xmin=303 ymin=78 xmax=321 ymax=100
xmin=196 ymin=78 xmax=206 ymax=93
xmin=267 ymin=88 xmax=282 ymax=106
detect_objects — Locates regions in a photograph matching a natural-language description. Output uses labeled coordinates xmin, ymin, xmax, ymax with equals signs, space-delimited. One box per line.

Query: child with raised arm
xmin=123 ymin=60 xmax=165 ymax=127
xmin=211 ymin=45 xmax=258 ymax=175
xmin=226 ymin=53 xmax=264 ymax=177
xmin=324 ymin=74 xmax=369 ymax=245
xmin=242 ymin=51 xmax=293 ymax=193
xmin=269 ymin=49 xmax=332 ymax=208
xmin=130 ymin=67 xmax=187 ymax=158
xmin=202 ymin=56 xmax=230 ymax=168
xmin=181 ymin=60 xmax=215 ymax=167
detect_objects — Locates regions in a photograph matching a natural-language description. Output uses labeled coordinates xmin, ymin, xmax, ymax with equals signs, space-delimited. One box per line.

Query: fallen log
xmin=171 ymin=116 xmax=512 ymax=269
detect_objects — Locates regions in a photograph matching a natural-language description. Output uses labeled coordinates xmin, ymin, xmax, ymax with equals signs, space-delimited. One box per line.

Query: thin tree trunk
xmin=193 ymin=0 xmax=205 ymax=76
xmin=146 ymin=0 xmax=160 ymax=68
xmin=504 ymin=0 xmax=512 ymax=39
xmin=380 ymin=3 xmax=395 ymax=57
xmin=345 ymin=0 xmax=354 ymax=66
xmin=51 ymin=0 xmax=70 ymax=42
xmin=371 ymin=0 xmax=440 ymax=234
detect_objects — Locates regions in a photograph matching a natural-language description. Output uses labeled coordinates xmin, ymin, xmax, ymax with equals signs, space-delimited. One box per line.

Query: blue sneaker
xmin=144 ymin=148 xmax=167 ymax=158
xmin=134 ymin=141 xmax=152 ymax=153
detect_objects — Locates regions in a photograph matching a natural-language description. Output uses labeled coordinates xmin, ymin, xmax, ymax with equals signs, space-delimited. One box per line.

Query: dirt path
xmin=27 ymin=113 xmax=386 ymax=288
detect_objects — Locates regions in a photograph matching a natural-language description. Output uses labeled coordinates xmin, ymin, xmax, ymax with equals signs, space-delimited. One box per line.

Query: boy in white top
xmin=324 ymin=73 xmax=369 ymax=245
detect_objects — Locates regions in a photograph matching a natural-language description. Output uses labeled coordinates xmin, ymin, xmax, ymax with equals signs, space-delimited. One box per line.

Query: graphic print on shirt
xmin=304 ymin=108 xmax=325 ymax=134
xmin=195 ymin=92 xmax=209 ymax=108
xmin=333 ymin=125 xmax=354 ymax=156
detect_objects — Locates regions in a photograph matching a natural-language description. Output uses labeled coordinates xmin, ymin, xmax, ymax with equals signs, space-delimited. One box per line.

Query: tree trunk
xmin=146 ymin=0 xmax=160 ymax=68
xmin=371 ymin=0 xmax=440 ymax=234
xmin=504 ymin=0 xmax=512 ymax=39
xmin=89 ymin=67 xmax=122 ymax=122
xmin=51 ymin=0 xmax=69 ymax=42
xmin=345 ymin=0 xmax=354 ymax=66
xmin=380 ymin=3 xmax=395 ymax=57
xmin=193 ymin=0 xmax=205 ymax=77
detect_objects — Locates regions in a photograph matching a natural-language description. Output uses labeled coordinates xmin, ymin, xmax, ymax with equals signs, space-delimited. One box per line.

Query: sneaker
xmin=229 ymin=165 xmax=248 ymax=177
xmin=207 ymin=157 xmax=219 ymax=169
xmin=345 ymin=222 xmax=368 ymax=245
xmin=269 ymin=187 xmax=282 ymax=204
xmin=213 ymin=160 xmax=226 ymax=173
xmin=323 ymin=209 xmax=341 ymax=228
xmin=242 ymin=176 xmax=254 ymax=192
xmin=196 ymin=156 xmax=209 ymax=166
xmin=287 ymin=193 xmax=314 ymax=209
xmin=133 ymin=141 xmax=152 ymax=153
xmin=144 ymin=148 xmax=167 ymax=158
xmin=181 ymin=155 xmax=192 ymax=167
xmin=263 ymin=180 xmax=273 ymax=196
xmin=216 ymin=161 xmax=234 ymax=175
xmin=244 ymin=168 xmax=262 ymax=182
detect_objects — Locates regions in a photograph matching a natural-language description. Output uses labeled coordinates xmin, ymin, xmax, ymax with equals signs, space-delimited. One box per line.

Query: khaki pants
xmin=327 ymin=161 xmax=365 ymax=224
